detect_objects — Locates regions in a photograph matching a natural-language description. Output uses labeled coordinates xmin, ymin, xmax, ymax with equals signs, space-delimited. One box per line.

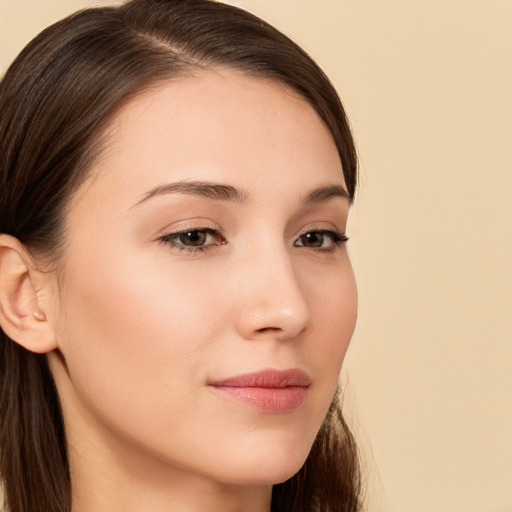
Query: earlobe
xmin=32 ymin=310 xmax=47 ymax=322
xmin=0 ymin=234 xmax=57 ymax=353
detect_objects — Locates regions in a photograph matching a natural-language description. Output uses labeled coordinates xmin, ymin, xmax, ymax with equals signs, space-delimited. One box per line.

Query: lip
xmin=208 ymin=369 xmax=311 ymax=413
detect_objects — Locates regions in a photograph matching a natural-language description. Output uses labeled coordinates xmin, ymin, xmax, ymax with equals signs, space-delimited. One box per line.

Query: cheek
xmin=55 ymin=249 xmax=227 ymax=434
xmin=305 ymin=256 xmax=357 ymax=368
xmin=292 ymin=255 xmax=357 ymax=434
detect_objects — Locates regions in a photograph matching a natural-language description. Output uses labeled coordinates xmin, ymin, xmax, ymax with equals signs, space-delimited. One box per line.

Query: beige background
xmin=1 ymin=1 xmax=511 ymax=511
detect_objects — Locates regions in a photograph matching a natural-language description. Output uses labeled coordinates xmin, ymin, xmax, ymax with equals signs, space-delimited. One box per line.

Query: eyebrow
xmin=302 ymin=184 xmax=351 ymax=205
xmin=131 ymin=180 xmax=350 ymax=208
xmin=131 ymin=180 xmax=249 ymax=208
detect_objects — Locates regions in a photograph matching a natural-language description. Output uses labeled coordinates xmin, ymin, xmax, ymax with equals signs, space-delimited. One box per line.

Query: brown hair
xmin=0 ymin=1 xmax=360 ymax=511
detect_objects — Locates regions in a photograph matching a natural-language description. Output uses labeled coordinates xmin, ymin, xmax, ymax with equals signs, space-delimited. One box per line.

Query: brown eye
xmin=298 ymin=232 xmax=324 ymax=247
xmin=159 ymin=228 xmax=226 ymax=252
xmin=294 ymin=230 xmax=348 ymax=250
xmin=178 ymin=230 xmax=208 ymax=246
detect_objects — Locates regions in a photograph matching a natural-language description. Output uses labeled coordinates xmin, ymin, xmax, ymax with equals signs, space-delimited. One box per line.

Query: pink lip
xmin=208 ymin=369 xmax=311 ymax=413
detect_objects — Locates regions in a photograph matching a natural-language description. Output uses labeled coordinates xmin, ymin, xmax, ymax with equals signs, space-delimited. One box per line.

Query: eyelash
xmin=295 ymin=230 xmax=349 ymax=251
xmin=158 ymin=228 xmax=226 ymax=253
xmin=158 ymin=227 xmax=348 ymax=254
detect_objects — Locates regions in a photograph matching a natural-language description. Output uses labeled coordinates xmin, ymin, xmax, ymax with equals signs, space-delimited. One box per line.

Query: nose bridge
xmin=235 ymin=238 xmax=311 ymax=340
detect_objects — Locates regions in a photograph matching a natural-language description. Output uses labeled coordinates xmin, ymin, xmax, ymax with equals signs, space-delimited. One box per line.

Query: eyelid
xmin=295 ymin=220 xmax=345 ymax=237
xmin=159 ymin=218 xmax=221 ymax=233
xmin=153 ymin=218 xmax=223 ymax=241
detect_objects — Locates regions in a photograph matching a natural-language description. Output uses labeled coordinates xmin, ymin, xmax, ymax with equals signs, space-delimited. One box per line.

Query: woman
xmin=0 ymin=1 xmax=361 ymax=511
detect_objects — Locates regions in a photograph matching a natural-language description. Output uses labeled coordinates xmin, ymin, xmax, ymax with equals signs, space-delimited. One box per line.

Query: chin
xmin=209 ymin=432 xmax=314 ymax=487
xmin=217 ymin=460 xmax=307 ymax=488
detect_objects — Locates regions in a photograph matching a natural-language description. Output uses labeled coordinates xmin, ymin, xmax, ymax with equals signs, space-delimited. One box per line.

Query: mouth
xmin=208 ymin=368 xmax=311 ymax=413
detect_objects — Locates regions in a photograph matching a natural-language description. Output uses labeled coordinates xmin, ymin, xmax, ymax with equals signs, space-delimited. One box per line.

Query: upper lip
xmin=208 ymin=368 xmax=311 ymax=388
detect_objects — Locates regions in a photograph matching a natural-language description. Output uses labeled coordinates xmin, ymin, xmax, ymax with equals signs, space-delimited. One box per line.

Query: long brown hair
xmin=0 ymin=1 xmax=360 ymax=511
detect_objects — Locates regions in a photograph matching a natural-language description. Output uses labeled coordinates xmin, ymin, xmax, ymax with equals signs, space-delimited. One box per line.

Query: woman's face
xmin=48 ymin=69 xmax=357 ymax=487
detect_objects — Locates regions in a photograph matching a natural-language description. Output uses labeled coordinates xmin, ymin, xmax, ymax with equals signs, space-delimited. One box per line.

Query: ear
xmin=0 ymin=234 xmax=58 ymax=353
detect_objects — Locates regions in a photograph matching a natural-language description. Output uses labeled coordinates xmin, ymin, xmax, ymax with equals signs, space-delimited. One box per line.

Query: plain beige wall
xmin=1 ymin=1 xmax=511 ymax=511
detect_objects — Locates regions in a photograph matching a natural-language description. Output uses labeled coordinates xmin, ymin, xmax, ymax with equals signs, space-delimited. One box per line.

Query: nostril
xmin=255 ymin=327 xmax=281 ymax=334
xmin=253 ymin=324 xmax=308 ymax=339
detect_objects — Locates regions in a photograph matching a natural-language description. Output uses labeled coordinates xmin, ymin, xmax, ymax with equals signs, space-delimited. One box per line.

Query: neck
xmin=71 ymin=467 xmax=272 ymax=512
xmin=50 ymin=355 xmax=274 ymax=512
xmin=67 ymin=423 xmax=272 ymax=512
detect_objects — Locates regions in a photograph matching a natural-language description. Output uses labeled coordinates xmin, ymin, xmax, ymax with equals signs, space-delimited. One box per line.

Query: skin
xmin=1 ymin=68 xmax=357 ymax=512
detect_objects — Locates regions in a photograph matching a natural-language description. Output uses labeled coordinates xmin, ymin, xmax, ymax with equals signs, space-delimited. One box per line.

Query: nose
xmin=234 ymin=247 xmax=312 ymax=341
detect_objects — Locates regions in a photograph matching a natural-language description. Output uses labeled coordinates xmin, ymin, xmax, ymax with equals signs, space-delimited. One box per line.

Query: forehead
xmin=72 ymin=68 xmax=345 ymax=210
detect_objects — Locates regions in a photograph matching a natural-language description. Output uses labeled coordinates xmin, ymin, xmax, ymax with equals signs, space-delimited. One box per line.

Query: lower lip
xmin=209 ymin=385 xmax=308 ymax=413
